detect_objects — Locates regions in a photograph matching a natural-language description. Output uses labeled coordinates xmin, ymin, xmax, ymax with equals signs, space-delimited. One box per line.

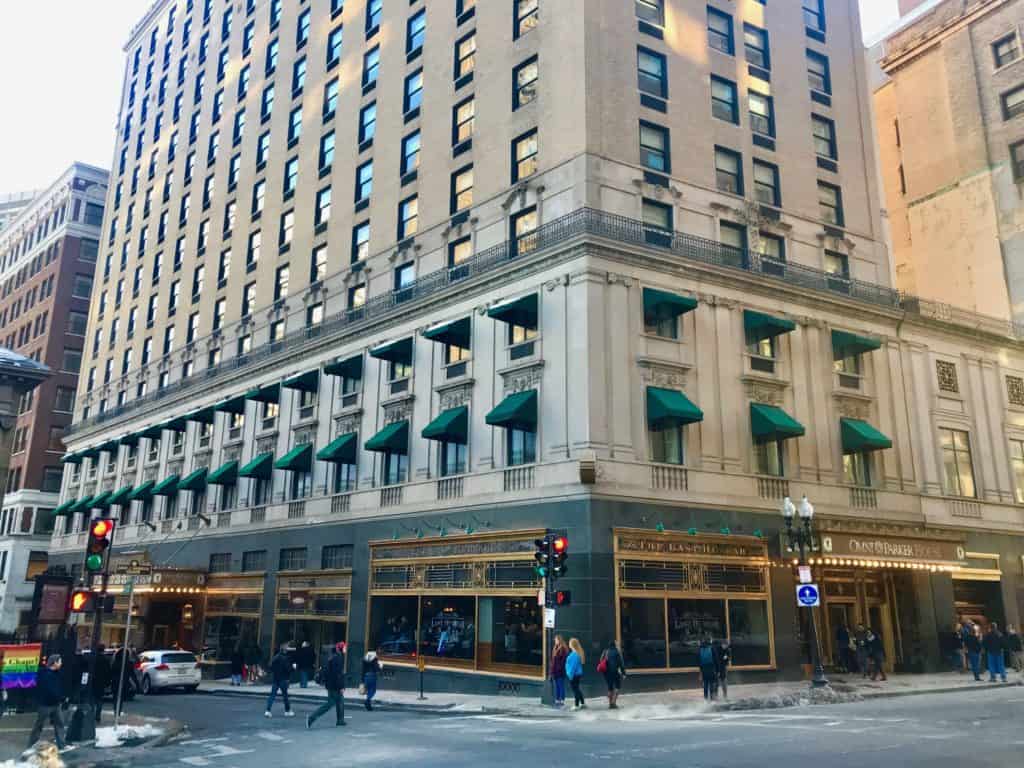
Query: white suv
xmin=138 ymin=650 xmax=202 ymax=694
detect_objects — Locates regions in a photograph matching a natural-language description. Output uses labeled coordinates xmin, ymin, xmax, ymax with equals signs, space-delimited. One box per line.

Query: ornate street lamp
xmin=782 ymin=495 xmax=829 ymax=688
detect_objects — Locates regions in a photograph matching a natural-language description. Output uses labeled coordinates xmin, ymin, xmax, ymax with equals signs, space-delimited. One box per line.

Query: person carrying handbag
xmin=598 ymin=641 xmax=626 ymax=709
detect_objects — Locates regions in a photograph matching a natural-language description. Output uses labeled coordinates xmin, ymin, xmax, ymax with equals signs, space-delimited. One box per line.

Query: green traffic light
xmin=85 ymin=554 xmax=104 ymax=571
xmin=535 ymin=566 xmax=548 ymax=578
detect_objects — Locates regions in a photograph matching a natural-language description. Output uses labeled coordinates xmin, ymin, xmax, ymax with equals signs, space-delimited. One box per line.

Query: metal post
xmin=76 ymin=597 xmax=105 ymax=741
xmin=114 ymin=584 xmax=134 ymax=729
xmin=797 ymin=523 xmax=829 ymax=688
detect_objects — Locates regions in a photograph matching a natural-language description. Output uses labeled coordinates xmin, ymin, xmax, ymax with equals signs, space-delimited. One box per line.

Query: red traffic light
xmin=554 ymin=590 xmax=572 ymax=606
xmin=552 ymin=536 xmax=568 ymax=554
xmin=91 ymin=519 xmax=113 ymax=538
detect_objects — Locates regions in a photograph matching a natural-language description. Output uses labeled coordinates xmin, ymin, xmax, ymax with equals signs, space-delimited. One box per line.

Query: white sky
xmin=0 ymin=0 xmax=901 ymax=193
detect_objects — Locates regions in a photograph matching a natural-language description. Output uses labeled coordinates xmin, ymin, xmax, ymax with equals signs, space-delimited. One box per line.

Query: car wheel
xmin=141 ymin=676 xmax=153 ymax=695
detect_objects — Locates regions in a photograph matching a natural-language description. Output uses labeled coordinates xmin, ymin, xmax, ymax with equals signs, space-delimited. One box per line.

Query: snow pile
xmin=2 ymin=761 xmax=49 ymax=768
xmin=94 ymin=724 xmax=164 ymax=748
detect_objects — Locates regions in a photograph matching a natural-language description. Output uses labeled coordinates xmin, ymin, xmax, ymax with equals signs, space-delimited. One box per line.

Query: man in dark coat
xmin=306 ymin=643 xmax=346 ymax=728
xmin=28 ymin=655 xmax=67 ymax=751
xmin=698 ymin=636 xmax=719 ymax=701
xmin=264 ymin=645 xmax=295 ymax=718
xmin=111 ymin=646 xmax=137 ymax=715
xmin=296 ymin=641 xmax=315 ymax=688
xmin=836 ymin=623 xmax=852 ymax=673
xmin=984 ymin=623 xmax=1008 ymax=683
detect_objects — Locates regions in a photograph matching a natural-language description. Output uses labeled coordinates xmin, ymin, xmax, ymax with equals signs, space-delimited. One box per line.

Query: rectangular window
xmin=513 ymin=56 xmax=538 ymax=109
xmin=280 ymin=210 xmax=295 ymax=247
xmin=359 ymin=102 xmax=377 ymax=143
xmin=807 ymin=50 xmax=831 ymax=94
xmin=327 ymin=25 xmax=343 ymax=67
xmin=940 ymin=429 xmax=976 ymax=498
xmin=242 ymin=550 xmax=266 ymax=572
xmin=292 ymin=57 xmax=306 ymax=93
xmin=715 ymin=146 xmax=743 ymax=195
xmin=748 ymin=91 xmax=774 ymax=137
xmin=311 ymin=244 xmax=328 ymax=283
xmin=637 ymin=46 xmax=667 ymax=98
xmin=279 ymin=547 xmax=307 ymax=571
xmin=401 ymin=130 xmax=421 ymax=175
xmin=275 ymin=264 xmax=290 ymax=300
xmin=363 ymin=47 xmax=380 ymax=87
xmin=512 ymin=129 xmax=538 ymax=182
xmin=1002 ymin=85 xmax=1024 ymax=121
xmin=323 ymin=78 xmax=340 ymax=117
xmin=707 ymin=7 xmax=734 ymax=55
xmin=1011 ymin=141 xmax=1024 ymax=182
xmin=352 ymin=222 xmax=370 ymax=263
xmin=744 ymin=23 xmax=770 ymax=70
xmin=315 ymin=187 xmax=332 ymax=226
xmin=321 ymin=545 xmax=353 ymax=570
xmin=711 ymin=76 xmax=738 ymax=124
xmin=803 ymin=0 xmax=825 ymax=34
xmin=650 ymin=422 xmax=684 ymax=464
xmin=283 ymin=157 xmax=299 ymax=195
xmin=818 ymin=181 xmax=844 ymax=226
xmin=247 ymin=230 xmax=262 ymax=267
xmin=754 ymin=439 xmax=784 ymax=477
xmin=511 ymin=206 xmax=538 ymax=255
xmin=453 ymin=97 xmax=474 ymax=144
xmin=812 ymin=114 xmax=837 ymax=160
xmin=642 ymin=198 xmax=673 ymax=246
xmin=403 ymin=70 xmax=423 ymax=113
xmin=455 ymin=31 xmax=476 ymax=81
xmin=398 ymin=197 xmax=418 ymax=240
xmin=319 ymin=131 xmax=336 ymax=170
xmin=636 ymin=0 xmax=664 ymax=26
xmin=752 ymin=160 xmax=780 ymax=207
xmin=355 ymin=160 xmax=373 ymax=202
xmin=451 ymin=165 xmax=474 ymax=213
xmin=296 ymin=8 xmax=310 ymax=47
xmin=824 ymin=250 xmax=849 ymax=279
xmin=515 ymin=0 xmax=539 ymax=39
xmin=507 ymin=428 xmax=537 ymax=466
xmin=407 ymin=9 xmax=426 ymax=54
xmin=1011 ymin=439 xmax=1024 ymax=503
xmin=366 ymin=0 xmax=382 ymax=33
xmin=993 ymin=34 xmax=1021 ymax=69
xmin=639 ymin=121 xmax=670 ymax=173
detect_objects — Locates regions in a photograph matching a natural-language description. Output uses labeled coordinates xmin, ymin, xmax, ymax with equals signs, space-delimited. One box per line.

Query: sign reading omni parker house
xmin=821 ymin=533 xmax=965 ymax=565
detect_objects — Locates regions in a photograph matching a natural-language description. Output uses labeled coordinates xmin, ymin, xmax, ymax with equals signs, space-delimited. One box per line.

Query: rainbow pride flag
xmin=0 ymin=644 xmax=41 ymax=689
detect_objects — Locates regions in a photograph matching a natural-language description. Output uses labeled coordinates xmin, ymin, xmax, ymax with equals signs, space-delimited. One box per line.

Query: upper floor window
xmin=327 ymin=26 xmax=343 ymax=68
xmin=993 ymin=33 xmax=1020 ymax=69
xmin=455 ymin=32 xmax=476 ymax=81
xmin=296 ymin=8 xmax=311 ymax=48
xmin=748 ymin=90 xmax=774 ymax=138
xmin=401 ymin=131 xmax=421 ymax=175
xmin=1010 ymin=439 xmax=1024 ymax=503
xmin=711 ymin=76 xmax=738 ymax=124
xmin=404 ymin=70 xmax=424 ymax=113
xmin=639 ymin=121 xmax=670 ymax=173
xmin=359 ymin=102 xmax=377 ymax=143
xmin=707 ymin=7 xmax=734 ymax=55
xmin=352 ymin=221 xmax=371 ymax=263
xmin=1010 ymin=140 xmax=1024 ymax=183
xmin=807 ymin=50 xmax=831 ymax=95
xmin=363 ymin=47 xmax=380 ymax=87
xmin=356 ymin=160 xmax=373 ymax=202
xmin=817 ymin=181 xmax=844 ymax=227
xmin=939 ymin=428 xmax=976 ymax=498
xmin=451 ymin=165 xmax=474 ymax=213
xmin=453 ymin=97 xmax=474 ymax=144
xmin=512 ymin=129 xmax=538 ymax=182
xmin=513 ymin=56 xmax=538 ymax=109
xmin=514 ymin=0 xmax=539 ymax=40
xmin=752 ymin=160 xmax=780 ymax=207
xmin=637 ymin=46 xmax=667 ymax=98
xmin=803 ymin=0 xmax=825 ymax=35
xmin=407 ymin=9 xmax=426 ymax=55
xmin=635 ymin=0 xmax=663 ymax=27
xmin=812 ymin=115 xmax=837 ymax=160
xmin=366 ymin=0 xmax=382 ymax=34
xmin=1001 ymin=84 xmax=1024 ymax=121
xmin=398 ymin=197 xmax=418 ymax=240
xmin=744 ymin=24 xmax=770 ymax=70
xmin=714 ymin=146 xmax=743 ymax=195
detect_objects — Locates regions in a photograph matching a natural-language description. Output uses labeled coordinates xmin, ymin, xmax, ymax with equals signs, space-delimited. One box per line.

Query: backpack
xmin=699 ymin=644 xmax=714 ymax=667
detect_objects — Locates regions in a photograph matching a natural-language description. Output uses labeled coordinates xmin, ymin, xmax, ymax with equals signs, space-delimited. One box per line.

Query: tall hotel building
xmin=50 ymin=0 xmax=1024 ymax=692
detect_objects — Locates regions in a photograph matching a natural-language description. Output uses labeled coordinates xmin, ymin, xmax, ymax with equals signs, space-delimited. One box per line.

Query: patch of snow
xmin=94 ymin=724 xmax=164 ymax=748
xmin=2 ymin=761 xmax=43 ymax=768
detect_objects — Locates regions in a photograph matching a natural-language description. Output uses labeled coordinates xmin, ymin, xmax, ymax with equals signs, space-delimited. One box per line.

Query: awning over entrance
xmin=108 ymin=486 xmax=134 ymax=506
xmin=208 ymin=460 xmax=239 ymax=486
xmin=643 ymin=288 xmax=698 ymax=324
xmin=369 ymin=338 xmax=413 ymax=365
xmin=91 ymin=492 xmax=112 ymax=510
xmin=215 ymin=395 xmax=248 ymax=415
xmin=324 ymin=355 xmax=363 ymax=380
xmin=744 ymin=310 xmax=796 ymax=344
xmin=832 ymin=330 xmax=882 ymax=359
xmin=422 ymin=406 xmax=469 ymax=444
xmin=283 ymin=369 xmax=319 ymax=393
xmin=179 ymin=467 xmax=209 ymax=491
xmin=246 ymin=382 xmax=281 ymax=404
xmin=70 ymin=496 xmax=94 ymax=513
xmin=153 ymin=475 xmax=180 ymax=496
xmin=53 ymin=499 xmax=75 ymax=516
xmin=274 ymin=444 xmax=313 ymax=472
xmin=187 ymin=406 xmax=217 ymax=425
xmin=840 ymin=418 xmax=892 ymax=453
xmin=317 ymin=433 xmax=358 ymax=464
xmin=129 ymin=481 xmax=155 ymax=501
xmin=487 ymin=294 xmax=538 ymax=329
xmin=422 ymin=317 xmax=472 ymax=349
xmin=646 ymin=387 xmax=704 ymax=429
xmin=750 ymin=403 xmax=805 ymax=443
xmin=239 ymin=453 xmax=274 ymax=479
xmin=485 ymin=390 xmax=537 ymax=430
xmin=365 ymin=421 xmax=409 ymax=454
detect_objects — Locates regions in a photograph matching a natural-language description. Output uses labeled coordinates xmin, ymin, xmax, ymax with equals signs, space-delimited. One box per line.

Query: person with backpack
xmin=984 ymin=622 xmax=1008 ymax=682
xmin=362 ymin=649 xmax=382 ymax=710
xmin=566 ymin=637 xmax=586 ymax=710
xmin=549 ymin=635 xmax=569 ymax=707
xmin=698 ymin=636 xmax=718 ymax=701
xmin=598 ymin=640 xmax=626 ymax=709
xmin=965 ymin=623 xmax=983 ymax=680
xmin=307 ymin=643 xmax=346 ymax=728
xmin=264 ymin=644 xmax=296 ymax=718
xmin=716 ymin=640 xmax=732 ymax=700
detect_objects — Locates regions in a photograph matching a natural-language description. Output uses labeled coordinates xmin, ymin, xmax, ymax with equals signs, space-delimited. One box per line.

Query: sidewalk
xmin=200 ymin=669 xmax=1023 ymax=717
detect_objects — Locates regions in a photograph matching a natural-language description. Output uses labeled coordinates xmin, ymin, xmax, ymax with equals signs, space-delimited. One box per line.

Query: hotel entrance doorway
xmin=822 ymin=569 xmax=897 ymax=675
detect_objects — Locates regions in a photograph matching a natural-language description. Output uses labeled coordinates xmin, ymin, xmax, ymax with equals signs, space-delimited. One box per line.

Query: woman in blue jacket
xmin=566 ymin=637 xmax=586 ymax=710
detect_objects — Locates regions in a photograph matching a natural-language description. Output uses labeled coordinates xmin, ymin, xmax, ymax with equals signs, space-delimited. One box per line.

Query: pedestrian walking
xmin=296 ymin=641 xmax=315 ymax=689
xmin=362 ymin=649 xmax=382 ymax=710
xmin=1006 ymin=625 xmax=1023 ymax=673
xmin=549 ymin=635 xmax=568 ymax=707
xmin=984 ymin=623 xmax=1008 ymax=682
xmin=716 ymin=640 xmax=731 ymax=700
xmin=836 ymin=623 xmax=851 ymax=673
xmin=91 ymin=644 xmax=111 ymax=724
xmin=597 ymin=641 xmax=626 ymax=709
xmin=960 ymin=619 xmax=974 ymax=674
xmin=566 ymin=637 xmax=586 ymax=710
xmin=264 ymin=644 xmax=296 ymax=718
xmin=245 ymin=643 xmax=262 ymax=684
xmin=867 ymin=628 xmax=887 ymax=681
xmin=855 ymin=623 xmax=869 ymax=678
xmin=27 ymin=655 xmax=68 ymax=752
xmin=965 ymin=624 xmax=983 ymax=680
xmin=698 ymin=635 xmax=719 ymax=701
xmin=306 ymin=643 xmax=346 ymax=729
xmin=229 ymin=646 xmax=244 ymax=686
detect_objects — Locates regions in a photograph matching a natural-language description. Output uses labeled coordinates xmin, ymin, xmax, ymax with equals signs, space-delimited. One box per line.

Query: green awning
xmin=246 ymin=382 xmax=281 ymax=404
xmin=99 ymin=440 xmax=121 ymax=456
xmin=744 ymin=310 xmax=796 ymax=344
xmin=118 ymin=433 xmax=140 ymax=447
xmin=70 ymin=495 xmax=94 ymax=513
xmin=215 ymin=395 xmax=248 ymax=415
xmin=422 ymin=406 xmax=469 ymax=444
xmin=61 ymin=452 xmax=82 ymax=465
xmin=239 ymin=452 xmax=275 ymax=479
xmin=646 ymin=387 xmax=704 ymax=429
xmin=750 ymin=403 xmax=805 ymax=443
xmin=108 ymin=486 xmax=134 ymax=506
xmin=324 ymin=355 xmax=363 ymax=380
xmin=53 ymin=499 xmax=76 ymax=516
xmin=152 ymin=474 xmax=180 ymax=496
xmin=832 ymin=330 xmax=882 ymax=359
xmin=422 ymin=318 xmax=472 ymax=349
xmin=486 ymin=390 xmax=537 ymax=430
xmin=188 ymin=407 xmax=217 ymax=425
xmin=369 ymin=338 xmax=413 ymax=365
xmin=208 ymin=460 xmax=239 ymax=486
xmin=841 ymin=418 xmax=892 ymax=454
xmin=365 ymin=421 xmax=409 ymax=454
xmin=317 ymin=433 xmax=358 ymax=464
xmin=487 ymin=294 xmax=538 ymax=329
xmin=164 ymin=415 xmax=189 ymax=433
xmin=129 ymin=481 xmax=155 ymax=501
xmin=283 ymin=369 xmax=320 ymax=392
xmin=643 ymin=288 xmax=698 ymax=323
xmin=91 ymin=492 xmax=113 ymax=510
xmin=140 ymin=423 xmax=165 ymax=440
xmin=274 ymin=444 xmax=313 ymax=472
xmin=81 ymin=446 xmax=101 ymax=460
xmin=179 ymin=467 xmax=209 ymax=491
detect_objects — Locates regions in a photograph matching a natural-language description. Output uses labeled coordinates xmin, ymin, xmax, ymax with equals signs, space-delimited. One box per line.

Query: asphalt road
xmin=7 ymin=685 xmax=1024 ymax=767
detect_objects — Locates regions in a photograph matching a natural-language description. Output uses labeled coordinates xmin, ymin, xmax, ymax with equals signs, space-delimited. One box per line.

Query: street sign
xmin=543 ymin=608 xmax=556 ymax=629
xmin=796 ymin=583 xmax=820 ymax=607
xmin=798 ymin=565 xmax=812 ymax=584
xmin=122 ymin=578 xmax=134 ymax=596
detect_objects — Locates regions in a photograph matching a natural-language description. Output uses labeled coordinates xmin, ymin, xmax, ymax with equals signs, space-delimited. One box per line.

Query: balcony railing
xmin=849 ymin=486 xmax=877 ymax=509
xmin=380 ymin=486 xmax=403 ymax=507
xmin=288 ymin=501 xmax=306 ymax=519
xmin=437 ymin=476 xmax=464 ymax=500
xmin=757 ymin=477 xmax=789 ymax=500
xmin=651 ymin=464 xmax=688 ymax=492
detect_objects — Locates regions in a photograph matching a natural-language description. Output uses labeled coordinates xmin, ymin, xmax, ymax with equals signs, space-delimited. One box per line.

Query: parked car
xmin=137 ymin=650 xmax=202 ymax=694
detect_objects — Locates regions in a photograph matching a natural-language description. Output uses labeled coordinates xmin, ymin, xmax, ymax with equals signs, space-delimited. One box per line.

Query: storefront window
xmin=274 ymin=619 xmax=347 ymax=662
xmin=620 ymin=597 xmax=666 ymax=669
xmin=204 ymin=615 xmax=259 ymax=661
xmin=419 ymin=595 xmax=476 ymax=666
xmin=728 ymin=599 xmax=771 ymax=666
xmin=668 ymin=599 xmax=726 ymax=668
xmin=369 ymin=596 xmax=419 ymax=660
xmin=477 ymin=597 xmax=542 ymax=675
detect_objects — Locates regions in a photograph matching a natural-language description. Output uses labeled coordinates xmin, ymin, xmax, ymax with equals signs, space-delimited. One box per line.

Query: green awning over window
xmin=118 ymin=433 xmax=140 ymax=447
xmin=99 ymin=440 xmax=121 ymax=456
xmin=422 ymin=406 xmax=469 ymax=444
xmin=841 ymin=418 xmax=892 ymax=454
xmin=422 ymin=317 xmax=472 ymax=349
xmin=486 ymin=390 xmax=538 ymax=430
xmin=61 ymin=452 xmax=82 ymax=465
xmin=129 ymin=481 xmax=155 ymax=501
xmin=70 ymin=496 xmax=94 ymax=513
xmin=188 ymin=407 xmax=217 ymax=425
xmin=369 ymin=338 xmax=414 ymax=365
xmin=215 ymin=395 xmax=248 ymax=415
xmin=744 ymin=310 xmax=796 ymax=344
xmin=208 ymin=460 xmax=239 ymax=486
xmin=81 ymin=446 xmax=101 ymax=460
xmin=646 ymin=387 xmax=704 ymax=429
xmin=365 ymin=421 xmax=409 ymax=454
xmin=164 ymin=415 xmax=189 ymax=433
xmin=140 ymin=423 xmax=165 ymax=440
xmin=643 ymin=289 xmax=698 ymax=323
xmin=91 ymin=492 xmax=112 ymax=510
xmin=324 ymin=355 xmax=363 ymax=380
xmin=283 ymin=369 xmax=320 ymax=393
xmin=750 ymin=403 xmax=805 ymax=443
xmin=239 ymin=453 xmax=275 ymax=479
xmin=53 ymin=499 xmax=76 ymax=516
xmin=246 ymin=382 xmax=281 ymax=404
xmin=153 ymin=475 xmax=180 ymax=496
xmin=179 ymin=468 xmax=209 ymax=491
xmin=317 ymin=433 xmax=358 ymax=464
xmin=108 ymin=486 xmax=134 ymax=506
xmin=832 ymin=330 xmax=882 ymax=359
xmin=275 ymin=444 xmax=313 ymax=472
xmin=487 ymin=294 xmax=538 ymax=329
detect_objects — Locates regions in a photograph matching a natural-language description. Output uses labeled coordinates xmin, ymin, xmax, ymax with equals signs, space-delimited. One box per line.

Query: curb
xmin=197 ymin=687 xmax=464 ymax=715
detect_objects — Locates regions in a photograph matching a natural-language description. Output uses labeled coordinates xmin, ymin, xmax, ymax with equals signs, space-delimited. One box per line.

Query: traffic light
xmin=551 ymin=536 xmax=568 ymax=579
xmin=554 ymin=590 xmax=572 ymax=607
xmin=84 ymin=518 xmax=115 ymax=588
xmin=69 ymin=589 xmax=96 ymax=613
xmin=534 ymin=537 xmax=550 ymax=578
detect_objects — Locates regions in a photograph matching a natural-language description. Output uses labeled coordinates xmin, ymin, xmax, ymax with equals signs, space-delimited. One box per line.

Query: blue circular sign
xmin=797 ymin=584 xmax=819 ymax=607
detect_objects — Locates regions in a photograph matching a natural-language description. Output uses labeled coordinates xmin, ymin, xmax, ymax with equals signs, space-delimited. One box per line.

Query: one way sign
xmin=796 ymin=583 xmax=820 ymax=607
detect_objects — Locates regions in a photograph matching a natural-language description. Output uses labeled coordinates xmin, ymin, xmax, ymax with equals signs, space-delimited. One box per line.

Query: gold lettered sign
xmin=821 ymin=533 xmax=965 ymax=564
xmin=617 ymin=531 xmax=767 ymax=561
